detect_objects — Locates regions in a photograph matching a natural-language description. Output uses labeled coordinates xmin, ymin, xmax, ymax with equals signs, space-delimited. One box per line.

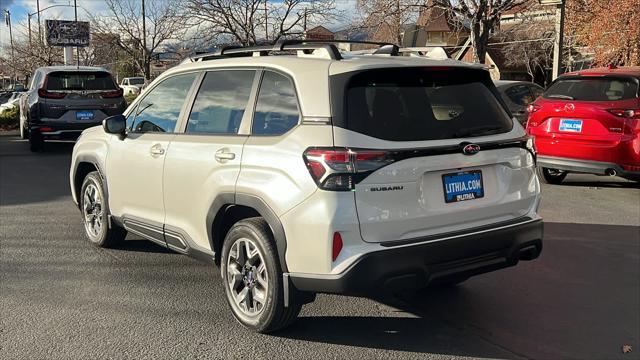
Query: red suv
xmin=527 ymin=66 xmax=640 ymax=184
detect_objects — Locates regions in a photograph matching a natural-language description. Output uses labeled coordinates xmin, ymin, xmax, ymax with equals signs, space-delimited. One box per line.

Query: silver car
xmin=19 ymin=66 xmax=126 ymax=152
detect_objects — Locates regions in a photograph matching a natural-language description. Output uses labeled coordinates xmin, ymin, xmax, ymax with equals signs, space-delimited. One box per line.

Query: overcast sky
xmin=0 ymin=0 xmax=358 ymax=49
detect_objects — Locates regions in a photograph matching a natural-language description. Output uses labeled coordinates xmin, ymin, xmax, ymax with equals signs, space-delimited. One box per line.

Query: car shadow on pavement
xmin=559 ymin=174 xmax=640 ymax=188
xmin=277 ymin=222 xmax=640 ymax=359
xmin=0 ymin=134 xmax=76 ymax=206
xmin=558 ymin=180 xmax=639 ymax=189
xmin=278 ymin=288 xmax=518 ymax=358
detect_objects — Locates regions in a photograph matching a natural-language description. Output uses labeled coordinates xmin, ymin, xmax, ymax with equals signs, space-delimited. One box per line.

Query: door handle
xmin=215 ymin=148 xmax=236 ymax=162
xmin=150 ymin=144 xmax=165 ymax=156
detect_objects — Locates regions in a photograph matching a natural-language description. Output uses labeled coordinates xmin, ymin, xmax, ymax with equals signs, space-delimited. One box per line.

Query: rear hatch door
xmin=330 ymin=66 xmax=537 ymax=244
xmin=532 ymin=76 xmax=639 ymax=142
xmin=41 ymin=71 xmax=123 ymax=121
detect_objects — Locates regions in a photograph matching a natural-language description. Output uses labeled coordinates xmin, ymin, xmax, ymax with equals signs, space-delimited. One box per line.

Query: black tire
xmin=537 ymin=166 xmax=568 ymax=185
xmin=80 ymin=171 xmax=127 ymax=248
xmin=221 ymin=217 xmax=302 ymax=333
xmin=20 ymin=120 xmax=28 ymax=139
xmin=28 ymin=131 xmax=44 ymax=152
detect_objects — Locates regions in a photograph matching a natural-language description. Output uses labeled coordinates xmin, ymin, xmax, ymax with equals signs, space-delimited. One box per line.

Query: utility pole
xmin=141 ymin=0 xmax=148 ymax=80
xmin=551 ymin=2 xmax=565 ymax=80
xmin=28 ymin=14 xmax=32 ymax=45
xmin=303 ymin=8 xmax=307 ymax=38
xmin=74 ymin=0 xmax=79 ymax=68
xmin=264 ymin=0 xmax=268 ymax=41
xmin=4 ymin=10 xmax=16 ymax=84
xmin=37 ymin=0 xmax=41 ymax=42
xmin=540 ymin=0 xmax=565 ymax=79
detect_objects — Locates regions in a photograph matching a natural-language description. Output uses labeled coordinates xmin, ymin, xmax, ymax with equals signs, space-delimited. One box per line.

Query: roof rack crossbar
xmin=187 ymin=39 xmax=400 ymax=62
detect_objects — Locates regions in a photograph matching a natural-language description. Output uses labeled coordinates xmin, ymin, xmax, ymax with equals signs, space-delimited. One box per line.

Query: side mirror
xmin=103 ymin=114 xmax=127 ymax=139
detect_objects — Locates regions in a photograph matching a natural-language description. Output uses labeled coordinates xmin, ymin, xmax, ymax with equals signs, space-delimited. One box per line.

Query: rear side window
xmin=252 ymin=71 xmax=300 ymax=135
xmin=340 ymin=68 xmax=512 ymax=141
xmin=45 ymin=71 xmax=117 ymax=91
xmin=186 ymin=70 xmax=255 ymax=134
xmin=505 ymin=85 xmax=534 ymax=106
xmin=131 ymin=72 xmax=197 ymax=133
xmin=544 ymin=77 xmax=639 ymax=101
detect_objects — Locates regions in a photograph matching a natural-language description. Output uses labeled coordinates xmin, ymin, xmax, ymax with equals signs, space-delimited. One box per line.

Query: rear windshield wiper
xmin=546 ymin=94 xmax=574 ymax=100
xmin=453 ymin=126 xmax=505 ymax=138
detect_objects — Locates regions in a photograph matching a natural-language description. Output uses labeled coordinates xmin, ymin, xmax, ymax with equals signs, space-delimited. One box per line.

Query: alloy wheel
xmin=83 ymin=183 xmax=103 ymax=238
xmin=226 ymin=238 xmax=269 ymax=317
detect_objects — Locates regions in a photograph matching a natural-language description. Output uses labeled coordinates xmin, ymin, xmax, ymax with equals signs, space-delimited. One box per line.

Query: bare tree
xmin=356 ymin=0 xmax=421 ymax=45
xmin=185 ymin=0 xmax=337 ymax=46
xmin=91 ymin=0 xmax=191 ymax=79
xmin=431 ymin=0 xmax=528 ymax=63
xmin=501 ymin=28 xmax=554 ymax=85
xmin=0 ymin=20 xmax=64 ymax=81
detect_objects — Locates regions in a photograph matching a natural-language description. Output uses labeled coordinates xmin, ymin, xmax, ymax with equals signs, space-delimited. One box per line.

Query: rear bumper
xmin=289 ymin=217 xmax=543 ymax=296
xmin=31 ymin=122 xmax=101 ymax=141
xmin=537 ymin=155 xmax=640 ymax=179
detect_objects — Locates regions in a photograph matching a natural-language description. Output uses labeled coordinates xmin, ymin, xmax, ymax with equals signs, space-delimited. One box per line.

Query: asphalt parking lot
xmin=1 ymin=131 xmax=638 ymax=360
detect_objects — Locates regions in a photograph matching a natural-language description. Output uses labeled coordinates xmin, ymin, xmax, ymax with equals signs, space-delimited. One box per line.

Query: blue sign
xmin=559 ymin=119 xmax=583 ymax=133
xmin=76 ymin=110 xmax=94 ymax=121
xmin=442 ymin=170 xmax=484 ymax=203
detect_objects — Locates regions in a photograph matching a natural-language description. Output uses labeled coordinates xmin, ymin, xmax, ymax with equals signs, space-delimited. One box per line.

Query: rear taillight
xmin=38 ymin=88 xmax=66 ymax=99
xmin=607 ymin=109 xmax=640 ymax=119
xmin=527 ymin=104 xmax=541 ymax=113
xmin=303 ymin=148 xmax=394 ymax=191
xmin=101 ymin=88 xmax=124 ymax=98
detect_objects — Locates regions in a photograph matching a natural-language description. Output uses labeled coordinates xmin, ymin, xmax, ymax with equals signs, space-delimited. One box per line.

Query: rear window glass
xmin=129 ymin=78 xmax=144 ymax=85
xmin=45 ymin=71 xmax=117 ymax=91
xmin=544 ymin=77 xmax=639 ymax=101
xmin=342 ymin=68 xmax=512 ymax=141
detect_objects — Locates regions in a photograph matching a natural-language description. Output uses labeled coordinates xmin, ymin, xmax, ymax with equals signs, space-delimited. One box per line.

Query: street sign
xmin=45 ymin=20 xmax=90 ymax=47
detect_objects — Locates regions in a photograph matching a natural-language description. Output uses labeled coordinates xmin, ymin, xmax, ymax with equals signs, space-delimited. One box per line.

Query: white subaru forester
xmin=70 ymin=40 xmax=543 ymax=333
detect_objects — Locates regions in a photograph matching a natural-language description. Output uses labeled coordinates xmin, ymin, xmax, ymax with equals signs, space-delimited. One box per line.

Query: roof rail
xmin=187 ymin=39 xmax=400 ymax=62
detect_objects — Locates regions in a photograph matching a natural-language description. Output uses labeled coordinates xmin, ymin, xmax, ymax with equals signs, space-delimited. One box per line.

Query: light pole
xmin=4 ymin=10 xmax=16 ymax=84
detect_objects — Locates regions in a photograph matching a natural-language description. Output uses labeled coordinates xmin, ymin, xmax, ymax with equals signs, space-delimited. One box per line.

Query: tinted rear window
xmin=340 ymin=68 xmax=512 ymax=141
xmin=544 ymin=77 xmax=639 ymax=101
xmin=45 ymin=71 xmax=118 ymax=91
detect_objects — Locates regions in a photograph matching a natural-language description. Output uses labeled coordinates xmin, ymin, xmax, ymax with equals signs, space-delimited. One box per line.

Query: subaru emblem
xmin=462 ymin=143 xmax=481 ymax=155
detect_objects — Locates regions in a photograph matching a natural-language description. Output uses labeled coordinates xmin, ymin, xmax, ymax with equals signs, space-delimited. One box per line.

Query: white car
xmin=0 ymin=92 xmax=22 ymax=113
xmin=119 ymin=77 xmax=145 ymax=96
xmin=70 ymin=40 xmax=543 ymax=333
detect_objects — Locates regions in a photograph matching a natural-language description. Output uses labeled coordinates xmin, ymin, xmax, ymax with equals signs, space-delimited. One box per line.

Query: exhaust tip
xmin=605 ymin=168 xmax=617 ymax=177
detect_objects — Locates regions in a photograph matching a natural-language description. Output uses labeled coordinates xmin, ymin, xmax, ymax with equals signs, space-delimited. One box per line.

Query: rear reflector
xmin=332 ymin=232 xmax=343 ymax=262
xmin=39 ymin=127 xmax=54 ymax=132
xmin=622 ymin=164 xmax=640 ymax=172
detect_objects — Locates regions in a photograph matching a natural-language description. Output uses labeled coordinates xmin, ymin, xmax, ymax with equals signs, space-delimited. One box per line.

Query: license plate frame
xmin=76 ymin=110 xmax=95 ymax=121
xmin=559 ymin=118 xmax=583 ymax=133
xmin=442 ymin=170 xmax=484 ymax=203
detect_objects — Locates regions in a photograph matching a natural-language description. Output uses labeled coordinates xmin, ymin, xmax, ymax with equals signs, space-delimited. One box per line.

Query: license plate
xmin=76 ymin=110 xmax=94 ymax=121
xmin=559 ymin=119 xmax=582 ymax=132
xmin=442 ymin=170 xmax=484 ymax=203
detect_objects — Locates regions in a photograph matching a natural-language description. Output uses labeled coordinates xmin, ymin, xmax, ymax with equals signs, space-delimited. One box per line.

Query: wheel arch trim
xmin=72 ymin=154 xmax=107 ymax=207
xmin=207 ymin=192 xmax=289 ymax=272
